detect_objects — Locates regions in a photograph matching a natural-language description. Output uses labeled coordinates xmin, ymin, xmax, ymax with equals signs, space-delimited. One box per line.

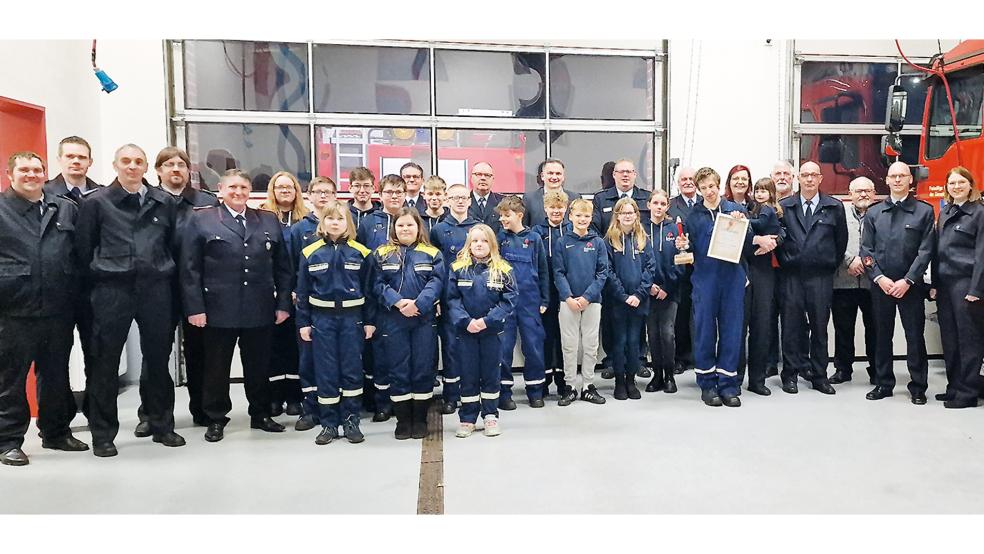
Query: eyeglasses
xmin=799 ymin=172 xmax=821 ymax=179
xmin=350 ymin=183 xmax=373 ymax=190
xmin=309 ymin=190 xmax=335 ymax=197
xmin=613 ymin=169 xmax=636 ymax=175
xmin=161 ymin=161 xmax=188 ymax=169
xmin=447 ymin=195 xmax=470 ymax=201
xmin=617 ymin=211 xmax=638 ymax=216
xmin=381 ymin=190 xmax=404 ymax=196
xmin=472 ymin=172 xmax=494 ymax=178
xmin=273 ymin=185 xmax=295 ymax=191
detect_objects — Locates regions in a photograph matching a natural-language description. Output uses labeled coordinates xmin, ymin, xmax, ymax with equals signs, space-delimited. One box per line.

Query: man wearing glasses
xmin=830 ymin=177 xmax=879 ymax=386
xmin=591 ymin=158 xmax=651 ymax=234
xmin=467 ymin=162 xmax=505 ymax=233
xmin=400 ymin=162 xmax=428 ymax=216
xmin=776 ymin=161 xmax=847 ymax=396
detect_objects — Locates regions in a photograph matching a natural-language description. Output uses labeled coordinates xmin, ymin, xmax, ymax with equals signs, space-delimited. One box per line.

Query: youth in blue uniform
xmin=296 ymin=202 xmax=374 ymax=445
xmin=286 ymin=177 xmax=338 ymax=431
xmin=356 ymin=174 xmax=407 ymax=421
xmin=678 ymin=167 xmax=777 ymax=407
xmin=369 ymin=208 xmax=444 ymax=440
xmin=447 ymin=225 xmax=516 ymax=438
xmin=644 ymin=190 xmax=684 ymax=394
xmin=531 ymin=190 xmax=573 ymax=396
xmin=430 ymin=184 xmax=482 ymax=414
xmin=603 ymin=197 xmax=656 ymax=401
xmin=348 ymin=166 xmax=381 ymax=229
xmin=496 ymin=197 xmax=549 ymax=408
xmin=421 ymin=175 xmax=449 ymax=235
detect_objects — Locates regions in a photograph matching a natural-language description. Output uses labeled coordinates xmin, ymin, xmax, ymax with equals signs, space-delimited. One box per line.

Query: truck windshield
xmin=925 ymin=67 xmax=984 ymax=159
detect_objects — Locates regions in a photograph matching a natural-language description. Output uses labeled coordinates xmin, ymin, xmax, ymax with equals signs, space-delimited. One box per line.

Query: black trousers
xmin=75 ymin=294 xmax=97 ymax=417
xmin=646 ymin=298 xmax=677 ymax=371
xmin=268 ymin=314 xmax=301 ymax=406
xmin=831 ymin=288 xmax=877 ymax=379
xmin=871 ymin=285 xmax=928 ymax=395
xmin=745 ymin=263 xmax=777 ymax=389
xmin=780 ymin=271 xmax=833 ymax=384
xmin=137 ymin=319 xmax=207 ymax=424
xmin=936 ymin=277 xmax=984 ymax=403
xmin=0 ymin=316 xmax=76 ymax=451
xmin=87 ymin=280 xmax=176 ymax=443
xmin=202 ymin=325 xmax=273 ymax=425
xmin=674 ymin=269 xmax=695 ymax=369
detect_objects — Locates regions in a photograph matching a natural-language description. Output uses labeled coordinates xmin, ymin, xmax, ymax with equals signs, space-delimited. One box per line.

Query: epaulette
xmin=303 ymin=239 xmax=326 ymax=259
xmin=451 ymin=259 xmax=469 ymax=271
xmin=414 ymin=243 xmax=439 ymax=257
xmin=200 ymin=188 xmax=218 ymax=197
xmin=193 ymin=205 xmax=217 ymax=211
xmin=376 ymin=244 xmax=398 ymax=258
xmin=348 ymin=239 xmax=371 ymax=257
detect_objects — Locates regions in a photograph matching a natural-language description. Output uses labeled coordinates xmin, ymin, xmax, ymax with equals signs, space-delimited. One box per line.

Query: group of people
xmin=2 ymin=136 xmax=982 ymax=467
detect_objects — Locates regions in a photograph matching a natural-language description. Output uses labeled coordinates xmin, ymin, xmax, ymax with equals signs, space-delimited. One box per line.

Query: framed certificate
xmin=707 ymin=213 xmax=749 ymax=264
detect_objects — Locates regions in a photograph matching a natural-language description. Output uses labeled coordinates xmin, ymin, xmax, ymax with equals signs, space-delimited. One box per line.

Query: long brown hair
xmin=943 ymin=166 xmax=981 ymax=204
xmin=387 ymin=207 xmax=431 ymax=247
xmin=724 ymin=164 xmax=752 ymax=202
xmin=260 ymin=171 xmax=310 ymax=223
xmin=752 ymin=177 xmax=783 ymax=218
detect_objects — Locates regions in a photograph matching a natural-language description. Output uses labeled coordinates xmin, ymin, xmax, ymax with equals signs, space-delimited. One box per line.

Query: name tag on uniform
xmin=488 ymin=282 xmax=504 ymax=291
xmin=414 ymin=264 xmax=433 ymax=272
xmin=603 ymin=207 xmax=612 ymax=213
xmin=458 ymin=280 xmax=473 ymax=288
xmin=344 ymin=262 xmax=361 ymax=270
xmin=381 ymin=263 xmax=400 ymax=271
xmin=308 ymin=263 xmax=330 ymax=273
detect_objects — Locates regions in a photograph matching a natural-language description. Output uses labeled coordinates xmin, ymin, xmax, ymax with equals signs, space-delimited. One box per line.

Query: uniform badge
xmin=523 ymin=239 xmax=530 ymax=249
xmin=266 ymin=241 xmax=272 ymax=251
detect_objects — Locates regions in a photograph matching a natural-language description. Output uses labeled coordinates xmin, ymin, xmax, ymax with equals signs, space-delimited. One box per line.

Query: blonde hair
xmin=261 ymin=171 xmax=310 ymax=222
xmin=569 ymin=198 xmax=593 ymax=214
xmin=316 ymin=201 xmax=356 ymax=241
xmin=605 ymin=197 xmax=647 ymax=252
xmin=543 ymin=190 xmax=570 ymax=208
xmin=456 ymin=224 xmax=513 ymax=288
xmin=423 ymin=175 xmax=447 ymax=193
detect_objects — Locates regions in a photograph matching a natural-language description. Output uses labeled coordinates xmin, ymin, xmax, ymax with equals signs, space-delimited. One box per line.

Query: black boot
xmin=614 ymin=372 xmax=628 ymax=400
xmin=411 ymin=399 xmax=429 ymax=439
xmin=645 ymin=368 xmax=664 ymax=392
xmin=625 ymin=373 xmax=641 ymax=399
xmin=393 ymin=401 xmax=412 ymax=440
xmin=663 ymin=367 xmax=677 ymax=394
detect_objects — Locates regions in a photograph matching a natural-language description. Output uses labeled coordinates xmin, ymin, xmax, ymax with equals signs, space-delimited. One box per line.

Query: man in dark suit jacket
xmin=401 ymin=162 xmax=428 ymax=216
xmin=181 ymin=169 xmax=293 ymax=443
xmin=590 ymin=158 xmax=651 ymax=235
xmin=523 ymin=158 xmax=573 ymax=228
xmin=667 ymin=166 xmax=700 ymax=223
xmin=777 ymin=161 xmax=848 ymax=396
xmin=665 ymin=167 xmax=699 ymax=374
xmin=467 ymin=161 xmax=505 ymax=233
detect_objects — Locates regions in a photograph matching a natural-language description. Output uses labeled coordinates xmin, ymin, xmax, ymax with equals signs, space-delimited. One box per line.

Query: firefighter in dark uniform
xmin=776 ymin=161 xmax=847 ymax=395
xmin=667 ymin=167 xmax=700 ymax=376
xmin=860 ymin=161 xmax=936 ymax=404
xmin=132 ymin=147 xmax=219 ymax=437
xmin=467 ymin=162 xmax=506 ymax=233
xmin=181 ymin=169 xmax=293 ymax=442
xmin=1 ymin=152 xmax=89 ymax=467
xmin=75 ymin=144 xmax=185 ymax=457
xmin=932 ymin=166 xmax=984 ymax=408
xmin=43 ymin=136 xmax=103 ymax=419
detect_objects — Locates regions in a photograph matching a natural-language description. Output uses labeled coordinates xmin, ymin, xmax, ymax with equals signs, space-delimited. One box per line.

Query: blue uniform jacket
xmin=859 ymin=194 xmax=936 ymax=285
xmin=605 ymin=233 xmax=656 ymax=310
xmin=745 ymin=204 xmax=784 ymax=272
xmin=447 ymin=258 xmax=517 ymax=334
xmin=294 ymin=237 xmax=374 ymax=328
xmin=429 ymin=215 xmax=482 ymax=279
xmin=349 ymin=200 xmax=381 ymax=230
xmin=682 ymin=199 xmax=754 ymax=287
xmin=552 ymin=229 xmax=608 ymax=303
xmin=591 ymin=186 xmax=652 ymax=235
xmin=370 ymin=242 xmax=444 ymax=321
xmin=777 ymin=193 xmax=848 ymax=273
xmin=531 ymin=221 xmax=572 ymax=306
xmin=498 ymin=227 xmax=550 ymax=309
xmin=356 ymin=209 xmax=398 ymax=253
xmin=646 ymin=218 xmax=684 ymax=302
xmin=422 ymin=208 xmax=449 ymax=236
xmin=934 ymin=200 xmax=984 ymax=295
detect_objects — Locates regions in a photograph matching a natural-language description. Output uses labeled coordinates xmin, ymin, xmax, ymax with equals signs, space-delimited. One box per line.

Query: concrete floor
xmin=5 ymin=360 xmax=983 ymax=514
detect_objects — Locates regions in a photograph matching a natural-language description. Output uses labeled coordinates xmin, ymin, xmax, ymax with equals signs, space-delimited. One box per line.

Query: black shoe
xmin=600 ymin=368 xmax=615 ymax=380
xmin=701 ymin=389 xmax=723 ymax=407
xmin=812 ymin=381 xmax=836 ymax=395
xmin=41 ymin=435 xmax=90 ymax=452
xmin=721 ymin=394 xmax=741 ymax=407
xmin=529 ymin=398 xmax=545 ymax=408
xmin=781 ymin=380 xmax=798 ymax=394
xmin=372 ymin=407 xmax=392 ymax=422
xmin=911 ymin=393 xmax=928 ymax=405
xmin=663 ymin=369 xmax=677 ymax=394
xmin=315 ymin=426 xmax=339 ymax=445
xmin=204 ymin=423 xmax=224 ymax=442
xmin=393 ymin=402 xmax=412 ymax=440
xmin=865 ymin=386 xmax=893 ymax=401
xmin=499 ymin=398 xmax=517 ymax=411
xmin=152 ymin=431 xmax=187 ymax=448
xmin=613 ymin=373 xmax=628 ymax=400
xmin=270 ymin=402 xmax=285 ymax=417
xmin=343 ymin=415 xmax=365 ymax=443
xmin=935 ymin=392 xmax=952 ymax=402
xmin=944 ymin=398 xmax=978 ymax=409
xmin=558 ymin=389 xmax=578 ymax=407
xmin=829 ymin=370 xmax=852 ymax=384
xmin=673 ymin=362 xmax=685 ymax=375
xmin=581 ymin=385 xmax=606 ymax=404
xmin=748 ymin=384 xmax=772 ymax=396
xmin=645 ymin=375 xmax=664 ymax=392
xmin=625 ymin=375 xmax=641 ymax=400
xmin=285 ymin=402 xmax=303 ymax=416
xmin=636 ymin=368 xmax=652 ymax=379
xmin=250 ymin=417 xmax=286 ymax=433
xmin=0 ymin=448 xmax=29 ymax=466
xmin=295 ymin=415 xmax=318 ymax=431
xmin=93 ymin=442 xmax=118 ymax=457
xmin=765 ymin=366 xmax=779 ymax=377
xmin=441 ymin=401 xmax=457 ymax=415
xmin=134 ymin=421 xmax=151 ymax=438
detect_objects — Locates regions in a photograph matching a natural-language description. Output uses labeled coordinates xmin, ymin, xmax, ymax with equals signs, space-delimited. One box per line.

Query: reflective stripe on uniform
xmin=480 ymin=391 xmax=500 ymax=400
xmin=715 ymin=368 xmax=737 ymax=377
xmin=390 ymin=393 xmax=412 ymax=402
xmin=375 ymin=383 xmax=390 ymax=390
xmin=694 ymin=367 xmax=715 ymax=375
xmin=301 ymin=386 xmax=318 ymax=393
xmin=310 ymin=297 xmax=366 ymax=308
xmin=460 ymin=395 xmax=480 ymax=403
xmin=501 ymin=380 xmax=514 ymax=386
xmin=269 ymin=374 xmax=287 ymax=382
xmin=365 ymin=374 xmax=374 ymax=380
xmin=317 ymin=396 xmax=340 ymax=405
xmin=525 ymin=378 xmax=546 ymax=385
xmin=341 ymin=388 xmax=364 ymax=397
xmin=412 ymin=392 xmax=433 ymax=400
xmin=442 ymin=376 xmax=460 ymax=384
xmin=285 ymin=374 xmax=300 ymax=380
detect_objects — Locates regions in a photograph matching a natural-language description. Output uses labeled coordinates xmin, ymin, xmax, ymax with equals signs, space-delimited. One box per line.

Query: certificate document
xmin=707 ymin=213 xmax=749 ymax=264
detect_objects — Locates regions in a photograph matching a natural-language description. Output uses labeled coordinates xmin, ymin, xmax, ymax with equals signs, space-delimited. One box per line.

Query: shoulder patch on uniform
xmin=451 ymin=259 xmax=470 ymax=271
xmin=376 ymin=244 xmax=397 ymax=258
xmin=302 ymin=239 xmax=326 ymax=258
xmin=415 ymin=243 xmax=439 ymax=257
xmin=347 ymin=239 xmax=371 ymax=257
xmin=493 ymin=259 xmax=513 ymax=274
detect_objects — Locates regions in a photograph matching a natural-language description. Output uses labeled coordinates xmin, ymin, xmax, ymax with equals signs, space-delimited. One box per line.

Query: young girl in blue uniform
xmin=369 ymin=208 xmax=444 ymax=440
xmin=645 ymin=189 xmax=683 ymax=394
xmin=295 ymin=202 xmax=374 ymax=445
xmin=604 ymin=197 xmax=655 ymax=400
xmin=447 ymin=224 xmax=517 ymax=437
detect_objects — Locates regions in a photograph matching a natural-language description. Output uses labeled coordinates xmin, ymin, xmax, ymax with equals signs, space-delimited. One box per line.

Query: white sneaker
xmin=455 ymin=422 xmax=475 ymax=438
xmin=483 ymin=415 xmax=501 ymax=437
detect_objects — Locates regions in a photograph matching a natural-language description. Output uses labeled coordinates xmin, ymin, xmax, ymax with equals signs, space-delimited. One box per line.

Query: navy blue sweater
xmin=552 ymin=229 xmax=608 ymax=303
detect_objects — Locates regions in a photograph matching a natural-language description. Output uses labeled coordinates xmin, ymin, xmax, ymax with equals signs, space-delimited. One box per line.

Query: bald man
xmin=859 ymin=162 xmax=936 ymax=404
xmin=467 ymin=161 xmax=505 ymax=233
xmin=776 ymin=161 xmax=847 ymax=396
